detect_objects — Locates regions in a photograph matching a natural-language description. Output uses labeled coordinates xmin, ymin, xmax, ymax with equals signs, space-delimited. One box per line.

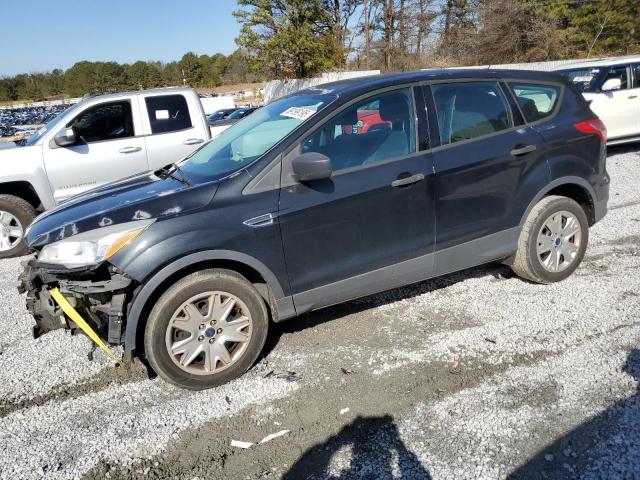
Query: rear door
xmin=278 ymin=87 xmax=436 ymax=311
xmin=428 ymin=80 xmax=548 ymax=265
xmin=140 ymin=92 xmax=209 ymax=170
xmin=44 ymin=98 xmax=148 ymax=203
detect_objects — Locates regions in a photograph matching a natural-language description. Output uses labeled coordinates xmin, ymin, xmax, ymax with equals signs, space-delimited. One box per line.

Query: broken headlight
xmin=38 ymin=219 xmax=154 ymax=268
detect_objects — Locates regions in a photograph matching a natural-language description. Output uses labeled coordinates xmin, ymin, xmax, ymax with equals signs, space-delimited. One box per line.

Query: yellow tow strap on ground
xmin=49 ymin=288 xmax=126 ymax=368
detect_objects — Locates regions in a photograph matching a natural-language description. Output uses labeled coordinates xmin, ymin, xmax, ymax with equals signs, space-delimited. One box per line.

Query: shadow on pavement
xmin=283 ymin=414 xmax=431 ymax=480
xmin=509 ymin=348 xmax=640 ymax=479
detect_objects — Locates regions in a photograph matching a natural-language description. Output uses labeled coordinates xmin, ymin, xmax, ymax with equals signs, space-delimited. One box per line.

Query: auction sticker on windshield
xmin=281 ymin=107 xmax=317 ymax=121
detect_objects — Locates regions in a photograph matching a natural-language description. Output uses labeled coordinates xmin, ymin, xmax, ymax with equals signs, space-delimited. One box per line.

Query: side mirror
xmin=292 ymin=152 xmax=332 ymax=182
xmin=53 ymin=127 xmax=76 ymax=147
xmin=601 ymin=78 xmax=622 ymax=92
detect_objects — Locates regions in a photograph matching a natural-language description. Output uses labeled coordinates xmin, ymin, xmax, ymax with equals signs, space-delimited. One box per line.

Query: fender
xmin=122 ymin=249 xmax=290 ymax=352
xmin=518 ymin=175 xmax=597 ymax=226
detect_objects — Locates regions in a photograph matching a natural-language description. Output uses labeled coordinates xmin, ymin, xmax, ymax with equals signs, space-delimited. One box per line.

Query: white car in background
xmin=555 ymin=55 xmax=640 ymax=145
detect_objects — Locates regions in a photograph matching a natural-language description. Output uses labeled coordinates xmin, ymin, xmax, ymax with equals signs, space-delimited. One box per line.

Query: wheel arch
xmin=519 ymin=176 xmax=597 ymax=228
xmin=123 ymin=250 xmax=287 ymax=354
xmin=0 ymin=180 xmax=43 ymax=210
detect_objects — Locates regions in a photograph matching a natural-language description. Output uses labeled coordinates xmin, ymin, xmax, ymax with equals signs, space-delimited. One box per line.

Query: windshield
xmin=24 ymin=101 xmax=83 ymax=146
xmin=208 ymin=109 xmax=233 ymax=121
xmin=180 ymin=93 xmax=335 ymax=182
xmin=228 ymin=108 xmax=251 ymax=119
xmin=558 ymin=67 xmax=601 ymax=93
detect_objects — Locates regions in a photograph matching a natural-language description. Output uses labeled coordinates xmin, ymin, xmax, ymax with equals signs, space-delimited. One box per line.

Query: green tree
xmin=178 ymin=52 xmax=204 ymax=86
xmin=234 ymin=0 xmax=338 ymax=78
xmin=63 ymin=61 xmax=97 ymax=97
xmin=125 ymin=61 xmax=163 ymax=89
xmin=532 ymin=0 xmax=640 ymax=57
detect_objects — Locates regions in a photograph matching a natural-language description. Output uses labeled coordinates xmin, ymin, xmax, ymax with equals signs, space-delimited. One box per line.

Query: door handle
xmin=510 ymin=144 xmax=537 ymax=157
xmin=119 ymin=146 xmax=142 ymax=154
xmin=391 ymin=173 xmax=425 ymax=187
xmin=628 ymin=95 xmax=638 ymax=99
xmin=183 ymin=138 xmax=204 ymax=145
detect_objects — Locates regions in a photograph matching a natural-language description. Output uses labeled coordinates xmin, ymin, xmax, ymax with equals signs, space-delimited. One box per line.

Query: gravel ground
xmin=0 ymin=146 xmax=638 ymax=480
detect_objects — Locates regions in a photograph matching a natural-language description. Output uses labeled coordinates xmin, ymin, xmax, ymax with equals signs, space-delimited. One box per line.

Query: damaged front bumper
xmin=18 ymin=259 xmax=134 ymax=345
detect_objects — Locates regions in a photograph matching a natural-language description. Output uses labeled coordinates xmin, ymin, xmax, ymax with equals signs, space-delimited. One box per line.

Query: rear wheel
xmin=0 ymin=194 xmax=36 ymax=258
xmin=144 ymin=269 xmax=269 ymax=390
xmin=511 ymin=195 xmax=588 ymax=284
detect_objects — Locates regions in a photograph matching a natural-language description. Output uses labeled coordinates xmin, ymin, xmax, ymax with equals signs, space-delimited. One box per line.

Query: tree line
xmin=2 ymin=0 xmax=639 ymax=102
xmin=0 ymin=50 xmax=261 ymax=102
xmin=235 ymin=0 xmax=640 ymax=77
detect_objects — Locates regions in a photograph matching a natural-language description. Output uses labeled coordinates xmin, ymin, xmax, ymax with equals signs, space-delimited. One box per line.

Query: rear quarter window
xmin=508 ymin=83 xmax=560 ymax=123
xmin=145 ymin=94 xmax=192 ymax=134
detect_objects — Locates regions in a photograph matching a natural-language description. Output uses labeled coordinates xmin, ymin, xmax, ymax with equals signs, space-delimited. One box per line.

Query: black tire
xmin=144 ymin=268 xmax=269 ymax=390
xmin=511 ymin=195 xmax=589 ymax=284
xmin=0 ymin=194 xmax=36 ymax=259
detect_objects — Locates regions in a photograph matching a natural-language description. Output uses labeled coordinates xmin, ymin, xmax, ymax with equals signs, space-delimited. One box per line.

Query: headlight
xmin=38 ymin=219 xmax=154 ymax=268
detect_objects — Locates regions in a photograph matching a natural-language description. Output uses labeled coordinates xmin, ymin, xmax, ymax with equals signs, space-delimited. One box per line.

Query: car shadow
xmin=282 ymin=414 xmax=431 ymax=479
xmin=262 ymin=261 xmax=512 ymax=358
xmin=508 ymin=348 xmax=640 ymax=479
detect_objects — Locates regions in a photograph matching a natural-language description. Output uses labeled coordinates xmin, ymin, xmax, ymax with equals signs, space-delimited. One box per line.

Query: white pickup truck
xmin=0 ymin=87 xmax=226 ymax=258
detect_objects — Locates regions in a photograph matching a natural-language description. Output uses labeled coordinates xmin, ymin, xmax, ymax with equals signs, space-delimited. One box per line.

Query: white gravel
xmin=0 ymin=147 xmax=638 ymax=479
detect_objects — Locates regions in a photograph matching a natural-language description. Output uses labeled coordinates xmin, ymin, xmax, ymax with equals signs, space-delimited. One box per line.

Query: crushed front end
xmin=18 ymin=259 xmax=134 ymax=345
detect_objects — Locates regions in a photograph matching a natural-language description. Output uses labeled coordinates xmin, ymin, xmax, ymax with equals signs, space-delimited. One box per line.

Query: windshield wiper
xmin=156 ymin=163 xmax=192 ymax=186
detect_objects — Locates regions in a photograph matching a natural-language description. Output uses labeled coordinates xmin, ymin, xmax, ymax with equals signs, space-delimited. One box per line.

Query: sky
xmin=0 ymin=0 xmax=242 ymax=76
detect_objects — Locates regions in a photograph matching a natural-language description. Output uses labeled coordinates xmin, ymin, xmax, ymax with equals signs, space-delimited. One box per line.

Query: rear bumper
xmin=18 ymin=259 xmax=133 ymax=344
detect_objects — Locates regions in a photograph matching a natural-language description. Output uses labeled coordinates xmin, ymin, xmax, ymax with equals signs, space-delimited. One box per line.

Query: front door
xmin=44 ymin=98 xmax=148 ymax=203
xmin=278 ymin=87 xmax=436 ymax=312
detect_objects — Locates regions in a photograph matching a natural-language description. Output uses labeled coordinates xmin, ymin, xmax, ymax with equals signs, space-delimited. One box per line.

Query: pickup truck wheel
xmin=144 ymin=269 xmax=269 ymax=390
xmin=0 ymin=194 xmax=36 ymax=258
xmin=511 ymin=195 xmax=588 ymax=284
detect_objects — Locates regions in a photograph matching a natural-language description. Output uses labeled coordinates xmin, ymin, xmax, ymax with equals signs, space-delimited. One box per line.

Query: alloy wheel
xmin=536 ymin=210 xmax=582 ymax=273
xmin=165 ymin=291 xmax=253 ymax=375
xmin=0 ymin=210 xmax=23 ymax=252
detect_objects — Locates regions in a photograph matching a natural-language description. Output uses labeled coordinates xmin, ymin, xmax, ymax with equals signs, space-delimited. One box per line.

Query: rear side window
xmin=145 ymin=94 xmax=192 ymax=134
xmin=509 ymin=83 xmax=560 ymax=123
xmin=300 ymin=88 xmax=416 ymax=171
xmin=68 ymin=101 xmax=134 ymax=143
xmin=431 ymin=82 xmax=512 ymax=145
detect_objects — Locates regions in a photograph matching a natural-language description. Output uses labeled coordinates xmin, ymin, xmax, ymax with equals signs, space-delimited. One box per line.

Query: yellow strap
xmin=50 ymin=287 xmax=126 ymax=368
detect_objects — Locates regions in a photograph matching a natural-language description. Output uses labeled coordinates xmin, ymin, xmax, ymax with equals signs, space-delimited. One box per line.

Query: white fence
xmin=262 ymin=56 xmax=628 ymax=104
xmin=263 ymin=70 xmax=380 ymax=103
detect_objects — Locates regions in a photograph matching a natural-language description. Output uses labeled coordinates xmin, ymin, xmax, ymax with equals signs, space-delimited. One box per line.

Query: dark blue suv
xmin=20 ymin=69 xmax=609 ymax=389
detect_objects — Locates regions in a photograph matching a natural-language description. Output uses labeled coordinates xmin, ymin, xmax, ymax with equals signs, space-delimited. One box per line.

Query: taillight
xmin=574 ymin=118 xmax=607 ymax=142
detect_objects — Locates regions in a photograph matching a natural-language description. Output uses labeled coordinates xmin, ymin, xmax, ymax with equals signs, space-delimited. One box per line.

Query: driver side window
xmin=301 ymin=88 xmax=416 ymax=171
xmin=67 ymin=101 xmax=134 ymax=143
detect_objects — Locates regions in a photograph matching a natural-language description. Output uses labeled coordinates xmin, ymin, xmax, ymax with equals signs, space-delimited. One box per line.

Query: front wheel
xmin=511 ymin=195 xmax=589 ymax=284
xmin=144 ymin=269 xmax=269 ymax=390
xmin=0 ymin=194 xmax=36 ymax=259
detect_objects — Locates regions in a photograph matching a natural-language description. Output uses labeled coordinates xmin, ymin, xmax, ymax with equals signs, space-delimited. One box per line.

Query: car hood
xmin=26 ymin=171 xmax=219 ymax=248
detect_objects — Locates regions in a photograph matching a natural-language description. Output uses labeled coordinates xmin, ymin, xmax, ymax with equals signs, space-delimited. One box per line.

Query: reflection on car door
xmin=428 ymin=81 xmax=547 ymax=270
xmin=44 ymin=98 xmax=148 ymax=203
xmin=278 ymin=88 xmax=436 ymax=313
